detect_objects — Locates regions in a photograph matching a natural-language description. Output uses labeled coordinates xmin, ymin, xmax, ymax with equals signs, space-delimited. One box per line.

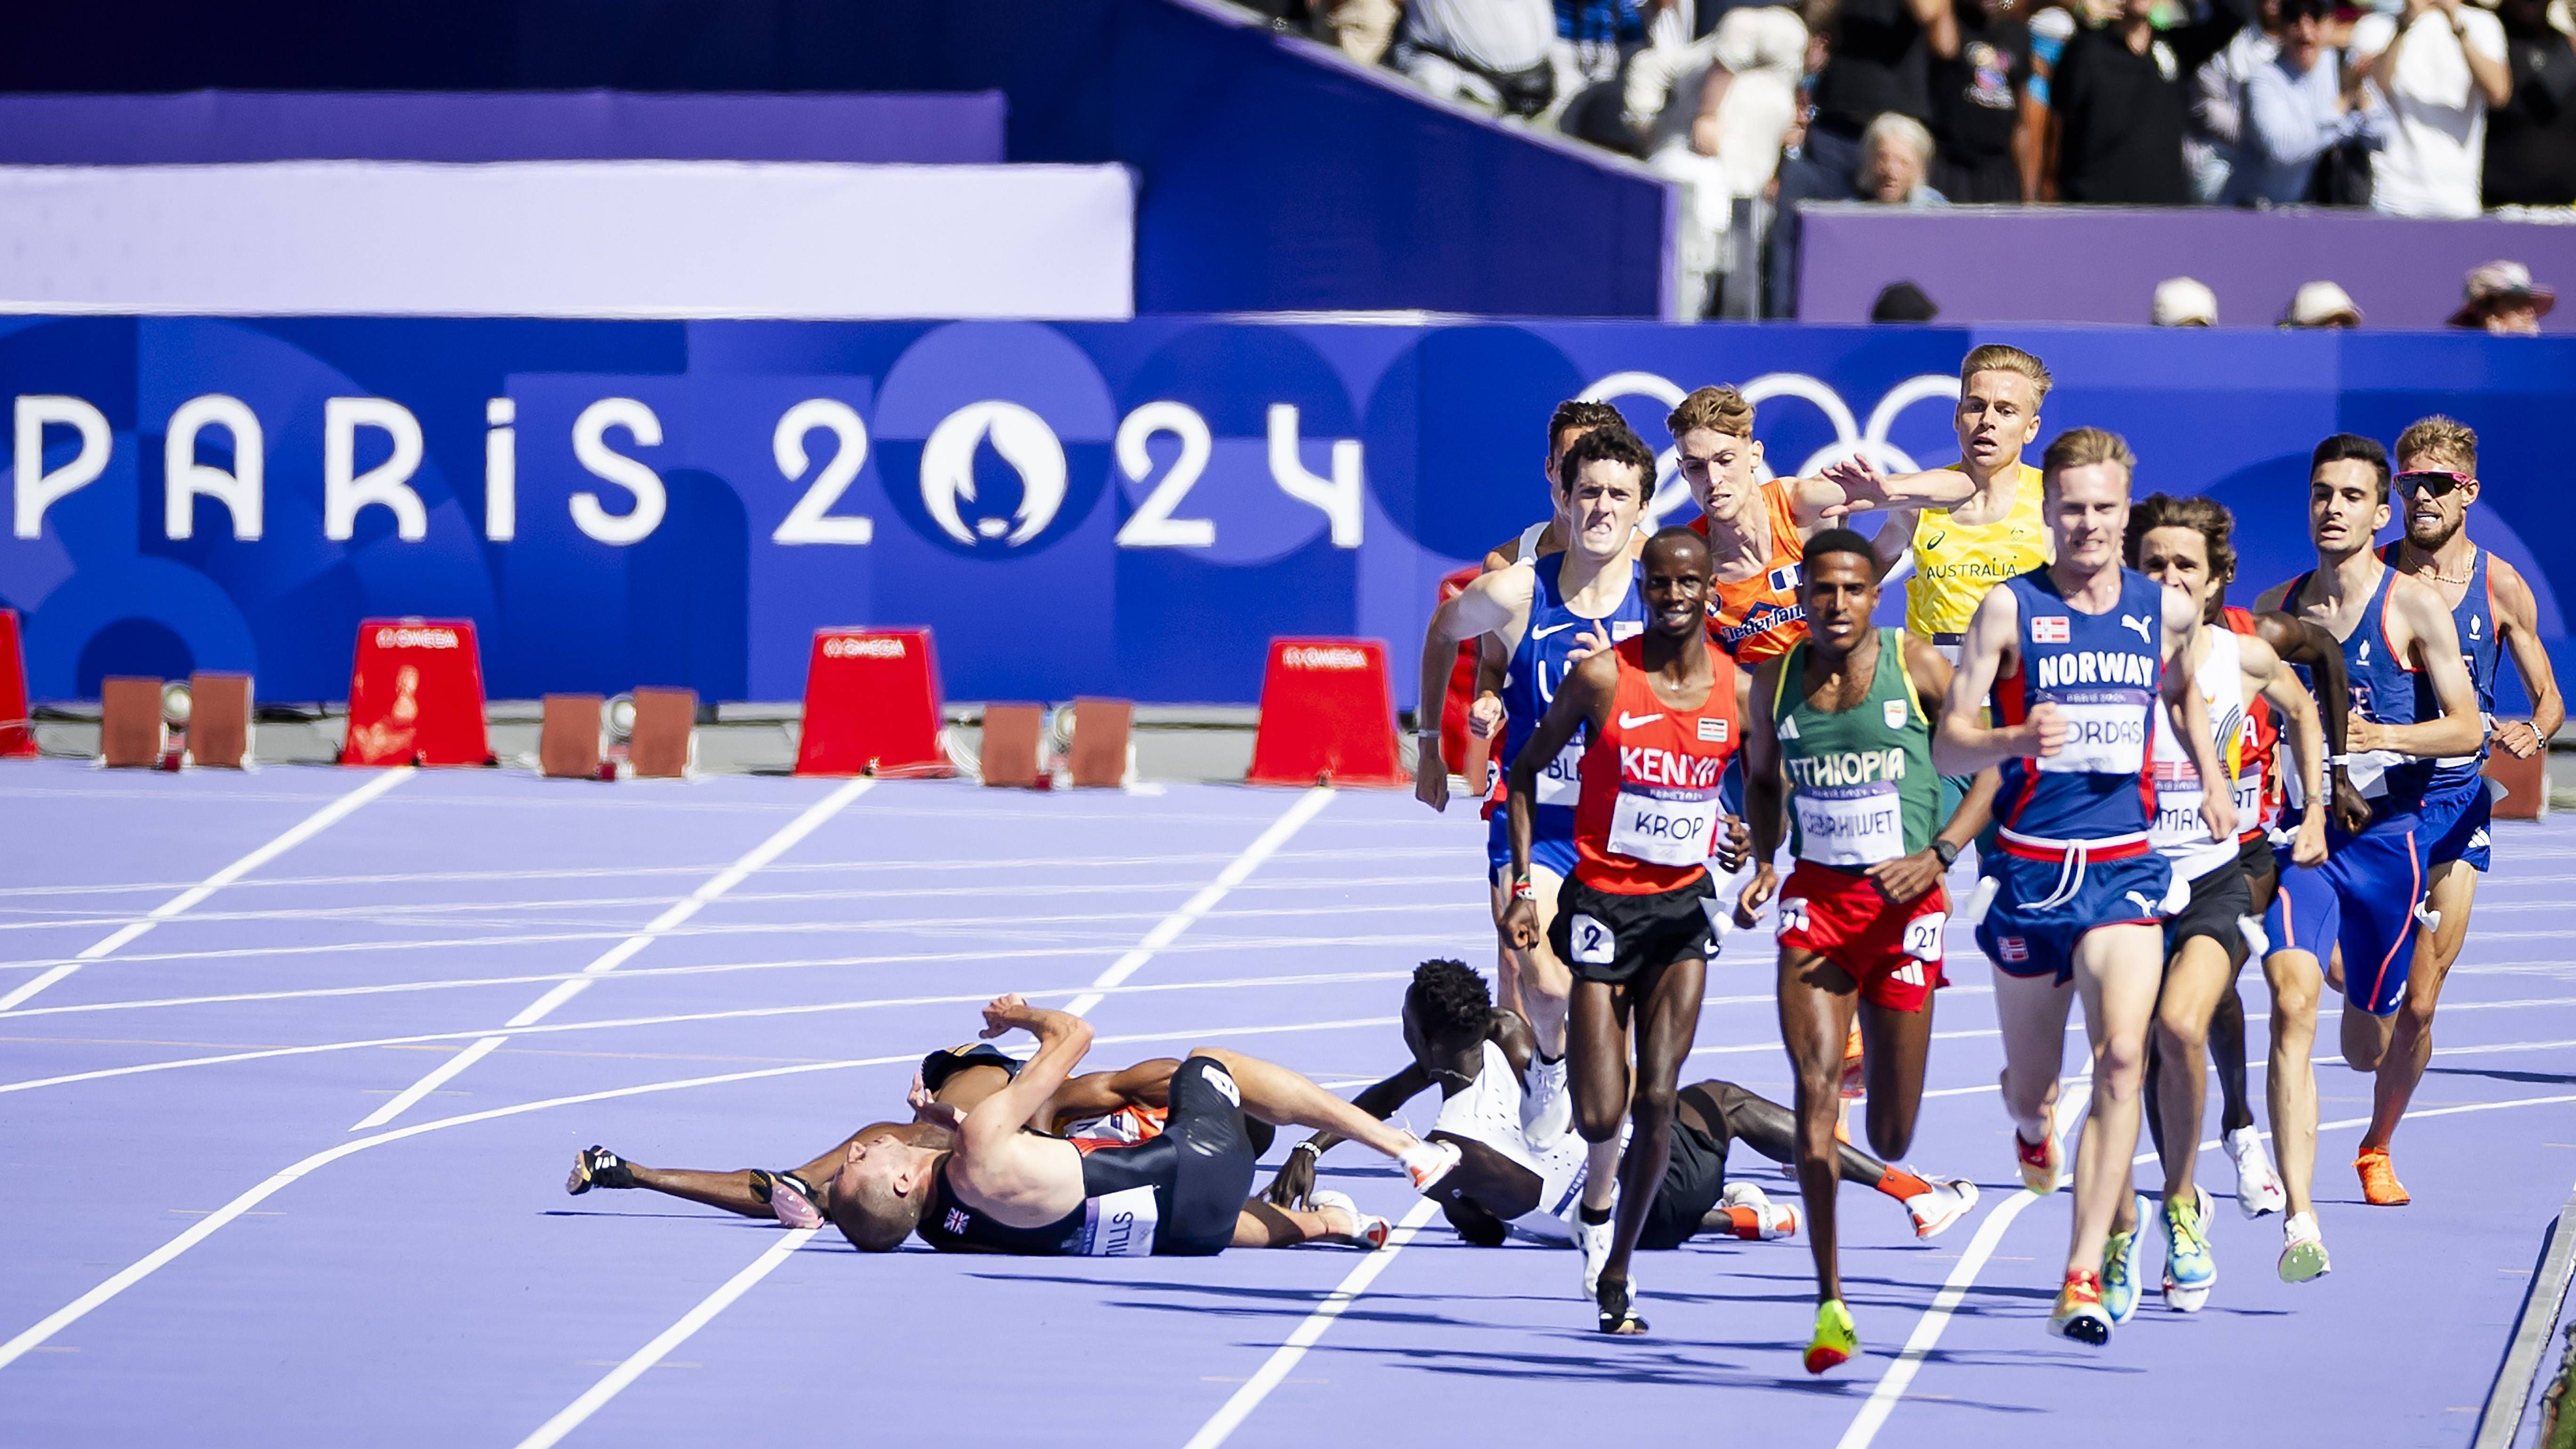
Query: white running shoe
xmin=2226 ymin=1127 xmax=2286 ymax=1218
xmin=1573 ymin=1199 xmax=1618 ymax=1299
xmin=2278 ymin=1211 xmax=2331 ymax=1283
xmin=1307 ymin=1190 xmax=1392 ymax=1250
xmin=1903 ymin=1175 xmax=1981 ymax=1240
xmin=1523 ymin=1053 xmax=1573 ymax=1147
xmin=1401 ymin=1139 xmax=1462 ymax=1194
xmin=1721 ymin=1181 xmax=1799 ymax=1240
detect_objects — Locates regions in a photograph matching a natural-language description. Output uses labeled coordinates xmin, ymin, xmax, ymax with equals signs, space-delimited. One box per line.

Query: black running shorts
xmin=2162 ymin=858 xmax=2253 ymax=971
xmin=1549 ymin=872 xmax=1716 ymax=987
xmin=1637 ymin=1084 xmax=1731 ymax=1251
xmin=1077 ymin=1055 xmax=1258 ymax=1256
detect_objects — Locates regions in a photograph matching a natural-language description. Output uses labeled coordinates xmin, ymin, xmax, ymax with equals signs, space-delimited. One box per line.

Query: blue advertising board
xmin=3 ymin=316 xmax=2568 ymax=711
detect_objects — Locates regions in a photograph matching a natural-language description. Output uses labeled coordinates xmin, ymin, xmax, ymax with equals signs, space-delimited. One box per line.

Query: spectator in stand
xmin=1872 ymin=279 xmax=1944 ymax=317
xmin=1318 ymin=0 xmax=1400 ymax=64
xmin=2483 ymin=0 xmax=2576 ymax=206
xmin=2153 ymin=274 xmax=2220 ymax=324
xmin=2049 ymin=0 xmax=2255 ymax=201
xmin=2226 ymin=0 xmax=2391 ymax=203
xmin=1930 ymin=0 xmax=2041 ymax=199
xmin=2022 ymin=0 xmax=2122 ymax=196
xmin=1862 ymin=110 xmax=1953 ymax=199
xmin=2281 ymin=279 xmax=2365 ymax=326
xmin=2449 ymin=258 xmax=2554 ymax=333
xmin=1635 ymin=6 xmax=1811 ymax=314
xmin=2350 ymin=0 xmax=2512 ymax=217
xmin=1801 ymin=0 xmax=1962 ymax=191
xmin=1395 ymin=0 xmax=1562 ymax=117
xmin=2188 ymin=0 xmax=2282 ymax=200
xmin=1553 ymin=0 xmax=1654 ymax=148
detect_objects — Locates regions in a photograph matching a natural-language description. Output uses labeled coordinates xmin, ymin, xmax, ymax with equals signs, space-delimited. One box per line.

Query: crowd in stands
xmin=1275 ymin=0 xmax=2576 ymax=317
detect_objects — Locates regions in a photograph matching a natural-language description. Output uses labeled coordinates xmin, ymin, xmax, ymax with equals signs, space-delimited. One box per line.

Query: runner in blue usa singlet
xmin=2399 ymin=541 xmax=2499 ymax=873
xmin=1485 ymin=554 xmax=1647 ymax=879
xmin=2265 ymin=561 xmax=2435 ymax=1017
xmin=1975 ymin=566 xmax=2179 ymax=986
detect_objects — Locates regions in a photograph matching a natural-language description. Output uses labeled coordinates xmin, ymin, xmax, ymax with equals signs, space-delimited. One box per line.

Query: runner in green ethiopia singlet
xmin=1769 ymin=627 xmax=1940 ymax=866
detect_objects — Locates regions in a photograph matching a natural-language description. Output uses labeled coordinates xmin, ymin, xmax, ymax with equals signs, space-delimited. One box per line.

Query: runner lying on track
xmin=1259 ymin=959 xmax=1979 ymax=1254
xmin=565 ymin=1034 xmax=1404 ymax=1252
xmin=824 ymin=995 xmax=1461 ymax=1256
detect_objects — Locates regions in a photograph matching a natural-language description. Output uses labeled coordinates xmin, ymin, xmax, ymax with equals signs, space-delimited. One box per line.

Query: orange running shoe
xmin=1839 ymin=1022 xmax=1866 ymax=1100
xmin=2015 ymin=1127 xmax=2061 ymax=1194
xmin=2355 ymin=1147 xmax=2410 ymax=1206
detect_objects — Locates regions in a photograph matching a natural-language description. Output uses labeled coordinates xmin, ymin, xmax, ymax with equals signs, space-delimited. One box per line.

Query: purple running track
xmin=0 ymin=759 xmax=2569 ymax=1448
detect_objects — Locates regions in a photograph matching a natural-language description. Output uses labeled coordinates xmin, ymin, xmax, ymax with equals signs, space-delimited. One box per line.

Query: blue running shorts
xmin=1488 ymin=805 xmax=1580 ymax=882
xmin=2421 ymin=775 xmax=2493 ymax=873
xmin=2263 ymin=816 xmax=2429 ymax=1017
xmin=1977 ymin=846 xmax=2176 ymax=986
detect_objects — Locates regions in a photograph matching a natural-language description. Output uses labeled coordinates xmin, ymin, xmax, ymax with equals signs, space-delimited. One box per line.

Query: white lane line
xmin=348 ymin=779 xmax=873 ymax=1129
xmin=1835 ymin=1081 xmax=2090 ymax=1449
xmin=509 ymin=787 xmax=1338 ymax=1447
xmin=1182 ymin=1197 xmax=1447 ymax=1449
xmin=0 ymin=1008 xmax=1391 ymax=1376
xmin=514 ymin=1227 xmax=822 ymax=1449
xmin=0 ymin=769 xmax=413 ymax=1012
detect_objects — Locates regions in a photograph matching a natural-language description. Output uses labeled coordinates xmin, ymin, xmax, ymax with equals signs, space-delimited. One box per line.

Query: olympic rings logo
xmin=1578 ymin=370 xmax=1963 ymax=528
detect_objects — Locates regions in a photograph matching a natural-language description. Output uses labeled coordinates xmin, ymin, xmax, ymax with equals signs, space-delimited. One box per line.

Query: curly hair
xmin=1555 ymin=423 xmax=1658 ymax=495
xmin=2124 ymin=491 xmax=2238 ymax=589
xmin=1407 ymin=958 xmax=1490 ymax=1038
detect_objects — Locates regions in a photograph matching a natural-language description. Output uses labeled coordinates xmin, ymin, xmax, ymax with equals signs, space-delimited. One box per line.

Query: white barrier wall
xmin=0 ymin=161 xmax=1136 ymax=320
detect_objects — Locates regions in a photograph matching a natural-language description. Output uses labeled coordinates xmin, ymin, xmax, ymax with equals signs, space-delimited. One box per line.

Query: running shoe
xmin=2048 ymin=1269 xmax=2113 ymax=1347
xmin=2355 ymin=1147 xmax=2410 ymax=1206
xmin=1720 ymin=1181 xmax=1799 ymax=1240
xmin=2101 ymin=1197 xmax=2146 ymax=1325
xmin=1805 ymin=1299 xmax=1859 ymax=1375
xmin=2226 ymin=1127 xmax=2286 ymax=1218
xmin=1401 ymin=1138 xmax=1463 ymax=1195
xmin=2278 ymin=1211 xmax=2331 ymax=1283
xmin=1904 ymin=1175 xmax=1981 ymax=1240
xmin=755 ymin=1169 xmax=825 ymax=1230
xmin=1576 ymin=1208 xmax=1617 ymax=1300
xmin=1840 ymin=1022 xmax=1867 ymax=1100
xmin=566 ymin=1146 xmax=634 ymax=1195
xmin=1596 ymin=1275 xmax=1648 ymax=1335
xmin=2014 ymin=1125 xmax=2061 ymax=1194
xmin=1523 ymin=1052 xmax=1573 ymax=1147
xmin=2159 ymin=1185 xmax=2218 ymax=1312
xmin=1307 ymin=1190 xmax=1392 ymax=1250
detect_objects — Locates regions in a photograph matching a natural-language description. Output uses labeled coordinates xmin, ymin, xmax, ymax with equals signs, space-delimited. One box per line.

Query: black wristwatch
xmin=1932 ymin=838 xmax=1961 ymax=867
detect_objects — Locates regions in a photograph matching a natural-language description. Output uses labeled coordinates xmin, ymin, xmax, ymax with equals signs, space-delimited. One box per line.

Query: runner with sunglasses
xmin=2351 ymin=418 xmax=2563 ymax=1206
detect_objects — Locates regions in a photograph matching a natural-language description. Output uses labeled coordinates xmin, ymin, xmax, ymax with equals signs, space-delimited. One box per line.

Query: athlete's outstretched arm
xmin=1261 ymin=1062 xmax=1434 ymax=1206
xmin=1735 ymin=655 xmax=1789 ymax=926
xmin=1793 ymin=456 xmax=1979 ymax=530
xmin=1503 ymin=650 xmax=1616 ymax=948
xmin=1039 ymin=1058 xmax=1180 ymax=1131
xmin=2362 ymin=579 xmax=2485 ymax=759
xmin=2492 ymin=558 xmax=2566 ymax=756
xmin=2162 ymin=586 xmax=2237 ymax=842
xmin=955 ymin=996 xmax=1093 ymax=1157
xmin=2244 ymin=633 xmax=2329 ymax=867
xmin=2256 ymin=612 xmax=2368 ymax=833
xmin=1933 ymin=585 xmax=2055 ymax=775
xmin=1417 ymin=568 xmax=1537 ymax=811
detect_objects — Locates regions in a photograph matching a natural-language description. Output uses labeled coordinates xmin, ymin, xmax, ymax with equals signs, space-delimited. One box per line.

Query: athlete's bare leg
xmin=2067 ymin=924 xmax=2163 ymax=1273
xmin=1601 ymin=956 xmax=1707 ymax=1311
xmin=1779 ymin=948 xmax=1860 ymax=1304
xmin=1859 ymin=992 xmax=1935 ymax=1161
xmin=2360 ymin=860 xmax=2477 ymax=1153
xmin=1233 ymin=1199 xmax=1357 ymax=1247
xmin=2262 ymin=947 xmax=2325 ymax=1219
xmin=1571 ymin=978 xmax=1632 ymax=1220
xmin=1491 ymin=863 xmax=1574 ymax=1054
xmin=1991 ymin=967 xmax=2075 ymax=1151
xmin=2207 ymin=981 xmax=2255 ymax=1134
xmin=1188 ymin=1047 xmax=1423 ymax=1159
xmin=2149 ymin=934 xmax=2236 ymax=1206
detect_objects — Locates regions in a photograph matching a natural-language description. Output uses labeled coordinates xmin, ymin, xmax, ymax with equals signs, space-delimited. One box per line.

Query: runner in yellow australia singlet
xmin=1906 ymin=461 xmax=2050 ymax=645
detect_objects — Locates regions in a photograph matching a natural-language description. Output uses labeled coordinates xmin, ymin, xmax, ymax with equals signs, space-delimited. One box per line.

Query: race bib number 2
xmin=1569 ymin=912 xmax=1616 ymax=966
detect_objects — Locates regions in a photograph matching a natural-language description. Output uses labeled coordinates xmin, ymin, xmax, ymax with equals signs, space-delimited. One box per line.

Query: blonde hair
xmin=2041 ymin=427 xmax=2136 ymax=489
xmin=1959 ymin=344 xmax=2054 ymax=402
xmin=1862 ymin=112 xmax=1936 ymax=169
xmin=2394 ymin=415 xmax=2477 ymax=473
xmin=1666 ymin=384 xmax=1754 ymax=440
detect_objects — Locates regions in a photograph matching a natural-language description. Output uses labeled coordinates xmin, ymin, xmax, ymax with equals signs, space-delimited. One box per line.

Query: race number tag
xmin=2148 ymin=759 xmax=2206 ymax=852
xmin=1607 ymin=788 xmax=1721 ymax=865
xmin=2037 ymin=688 xmax=2151 ymax=775
xmin=1568 ymin=912 xmax=1616 ymax=965
xmin=1537 ymin=736 xmax=1586 ymax=807
xmin=1792 ymin=783 xmax=1904 ymax=867
xmin=1080 ymin=1185 xmax=1160 ymax=1257
xmin=1775 ymin=896 xmax=1811 ymax=938
xmin=1902 ymin=911 xmax=1947 ymax=962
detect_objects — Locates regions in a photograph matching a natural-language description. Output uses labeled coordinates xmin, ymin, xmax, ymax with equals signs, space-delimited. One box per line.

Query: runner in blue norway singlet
xmin=1974 ymin=566 xmax=2178 ymax=986
xmin=2395 ymin=542 xmax=2499 ymax=872
xmin=2265 ymin=558 xmax=2443 ymax=1016
xmin=1485 ymin=554 xmax=1647 ymax=878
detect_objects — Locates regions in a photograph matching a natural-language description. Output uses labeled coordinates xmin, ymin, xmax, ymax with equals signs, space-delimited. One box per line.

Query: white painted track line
xmin=1182 ymin=1196 xmax=1446 ymax=1449
xmin=507 ymin=787 xmax=1338 ymax=1447
xmin=346 ymin=778 xmax=873 ymax=1129
xmin=0 ymin=768 xmax=413 ymax=1011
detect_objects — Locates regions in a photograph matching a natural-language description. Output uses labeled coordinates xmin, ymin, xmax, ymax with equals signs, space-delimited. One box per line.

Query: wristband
xmin=1511 ymin=875 xmax=1538 ymax=901
xmin=1932 ymin=839 xmax=1961 ymax=867
xmin=1292 ymin=1140 xmax=1322 ymax=1158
